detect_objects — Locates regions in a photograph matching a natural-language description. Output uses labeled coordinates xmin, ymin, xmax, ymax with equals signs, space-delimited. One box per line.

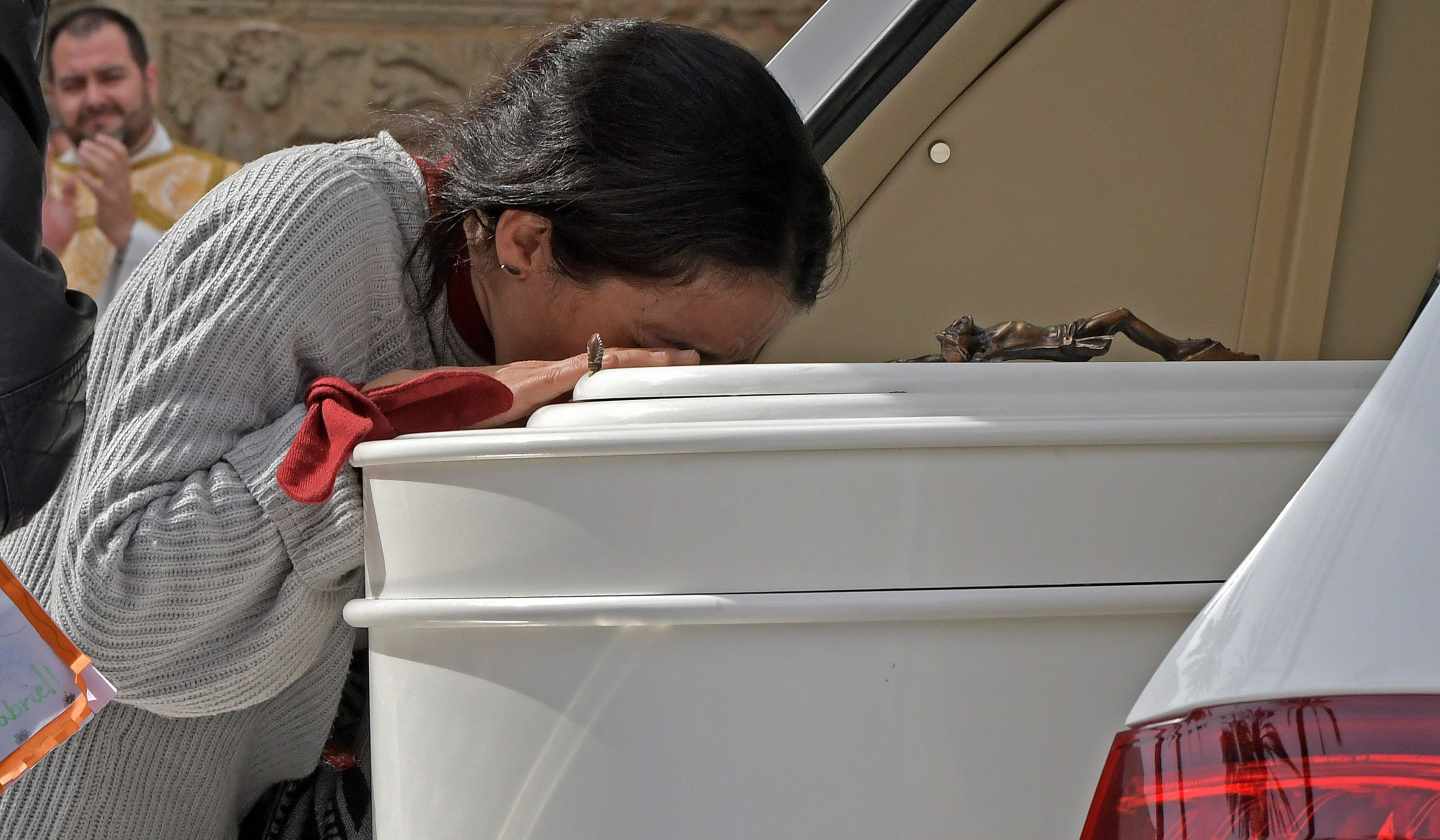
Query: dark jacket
xmin=0 ymin=0 xmax=96 ymax=536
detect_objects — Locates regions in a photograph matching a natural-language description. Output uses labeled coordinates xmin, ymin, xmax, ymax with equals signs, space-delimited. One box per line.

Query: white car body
xmin=1078 ymin=278 xmax=1440 ymax=840
xmin=1130 ymin=300 xmax=1440 ymax=726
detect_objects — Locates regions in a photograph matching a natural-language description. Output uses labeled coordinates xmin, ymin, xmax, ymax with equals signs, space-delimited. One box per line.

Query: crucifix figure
xmin=903 ymin=308 xmax=1260 ymax=363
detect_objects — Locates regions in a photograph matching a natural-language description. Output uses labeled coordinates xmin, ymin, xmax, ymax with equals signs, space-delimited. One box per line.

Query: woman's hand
xmin=365 ymin=347 xmax=700 ymax=428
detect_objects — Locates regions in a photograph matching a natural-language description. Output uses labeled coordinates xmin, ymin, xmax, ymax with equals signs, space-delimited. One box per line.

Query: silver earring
xmin=500 ymin=263 xmax=522 ymax=276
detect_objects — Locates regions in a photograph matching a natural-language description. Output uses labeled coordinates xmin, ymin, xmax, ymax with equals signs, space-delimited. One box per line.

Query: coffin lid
xmin=353 ymin=359 xmax=1383 ymax=601
xmin=525 ymin=361 xmax=1382 ymax=429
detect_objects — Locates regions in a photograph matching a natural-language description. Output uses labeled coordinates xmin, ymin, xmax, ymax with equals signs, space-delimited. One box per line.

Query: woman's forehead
xmin=638 ymin=279 xmax=794 ymax=362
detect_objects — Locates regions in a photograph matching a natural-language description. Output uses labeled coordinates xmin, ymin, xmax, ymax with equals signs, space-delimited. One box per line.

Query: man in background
xmin=1 ymin=0 xmax=95 ymax=536
xmin=43 ymin=6 xmax=240 ymax=311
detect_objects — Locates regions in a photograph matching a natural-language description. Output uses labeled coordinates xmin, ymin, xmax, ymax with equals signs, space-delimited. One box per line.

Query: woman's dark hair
xmin=411 ymin=19 xmax=839 ymax=307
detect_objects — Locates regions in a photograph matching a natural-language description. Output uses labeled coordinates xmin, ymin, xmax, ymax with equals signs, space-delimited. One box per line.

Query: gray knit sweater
xmin=0 ymin=134 xmax=483 ymax=839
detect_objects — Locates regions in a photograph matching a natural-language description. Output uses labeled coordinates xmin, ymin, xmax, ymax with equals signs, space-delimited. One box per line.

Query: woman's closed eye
xmin=644 ymin=334 xmax=729 ymax=365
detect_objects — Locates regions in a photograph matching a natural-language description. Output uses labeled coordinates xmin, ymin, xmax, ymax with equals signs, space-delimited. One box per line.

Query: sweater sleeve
xmin=47 ymin=144 xmax=399 ymax=718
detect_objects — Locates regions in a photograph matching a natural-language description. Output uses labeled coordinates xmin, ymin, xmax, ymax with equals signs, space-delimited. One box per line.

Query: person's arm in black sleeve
xmin=0 ymin=0 xmax=98 ymax=536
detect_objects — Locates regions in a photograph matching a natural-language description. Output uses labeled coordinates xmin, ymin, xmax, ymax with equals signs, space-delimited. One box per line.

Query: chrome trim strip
xmin=768 ymin=0 xmax=920 ymax=123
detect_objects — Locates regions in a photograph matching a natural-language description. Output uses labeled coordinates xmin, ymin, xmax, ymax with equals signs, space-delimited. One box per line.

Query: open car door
xmin=764 ymin=0 xmax=1440 ymax=364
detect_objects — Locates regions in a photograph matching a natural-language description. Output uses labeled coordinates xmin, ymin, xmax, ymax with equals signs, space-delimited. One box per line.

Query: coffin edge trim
xmin=352 ymin=415 xmax=1350 ymax=467
xmin=344 ymin=583 xmax=1222 ymax=629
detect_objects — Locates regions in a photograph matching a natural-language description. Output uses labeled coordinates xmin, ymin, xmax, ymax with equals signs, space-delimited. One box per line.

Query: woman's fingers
xmin=524 ymin=347 xmax=699 ymax=407
xmin=363 ymin=348 xmax=699 ymax=430
xmin=478 ymin=347 xmax=698 ymax=428
xmin=600 ymin=347 xmax=701 ymax=371
xmin=554 ymin=346 xmax=701 ymax=392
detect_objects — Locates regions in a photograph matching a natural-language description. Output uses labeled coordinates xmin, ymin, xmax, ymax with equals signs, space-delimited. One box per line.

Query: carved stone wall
xmin=52 ymin=0 xmax=823 ymax=162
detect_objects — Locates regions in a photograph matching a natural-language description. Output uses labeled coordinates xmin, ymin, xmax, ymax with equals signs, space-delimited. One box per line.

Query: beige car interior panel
xmin=764 ymin=0 xmax=1440 ymax=363
xmin=1236 ymin=0 xmax=1373 ymax=362
xmin=1320 ymin=0 xmax=1440 ymax=359
xmin=821 ymin=0 xmax=1063 ymax=219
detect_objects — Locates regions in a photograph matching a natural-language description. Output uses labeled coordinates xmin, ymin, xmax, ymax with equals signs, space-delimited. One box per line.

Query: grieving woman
xmin=0 ymin=19 xmax=835 ymax=840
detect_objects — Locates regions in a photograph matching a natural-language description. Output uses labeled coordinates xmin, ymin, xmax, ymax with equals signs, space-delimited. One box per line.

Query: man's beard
xmin=66 ymin=89 xmax=154 ymax=152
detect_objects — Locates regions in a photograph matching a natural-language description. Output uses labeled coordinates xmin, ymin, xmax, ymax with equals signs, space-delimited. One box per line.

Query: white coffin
xmin=348 ymin=361 xmax=1380 ymax=839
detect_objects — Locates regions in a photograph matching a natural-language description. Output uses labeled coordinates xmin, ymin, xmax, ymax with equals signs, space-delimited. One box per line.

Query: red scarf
xmin=412 ymin=154 xmax=496 ymax=361
xmin=274 ymin=156 xmax=514 ymax=504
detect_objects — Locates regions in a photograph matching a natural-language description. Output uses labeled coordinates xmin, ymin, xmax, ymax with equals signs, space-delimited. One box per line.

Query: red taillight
xmin=1080 ymin=696 xmax=1440 ymax=840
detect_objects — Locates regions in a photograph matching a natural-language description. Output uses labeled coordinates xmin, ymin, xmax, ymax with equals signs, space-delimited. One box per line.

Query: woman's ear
xmin=492 ymin=209 xmax=553 ymax=278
